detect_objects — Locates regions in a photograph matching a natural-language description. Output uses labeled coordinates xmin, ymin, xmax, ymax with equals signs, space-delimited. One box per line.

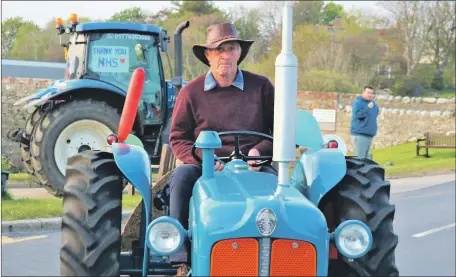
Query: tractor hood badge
xmin=256 ymin=208 xmax=277 ymax=236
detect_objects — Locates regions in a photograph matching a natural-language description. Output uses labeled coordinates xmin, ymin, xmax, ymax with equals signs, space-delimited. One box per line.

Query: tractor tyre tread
xmin=30 ymin=99 xmax=120 ymax=197
xmin=60 ymin=150 xmax=122 ymax=276
xmin=329 ymin=156 xmax=399 ymax=276
xmin=20 ymin=108 xmax=43 ymax=176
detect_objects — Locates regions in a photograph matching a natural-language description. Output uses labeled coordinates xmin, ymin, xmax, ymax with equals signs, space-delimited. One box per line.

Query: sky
xmin=1 ymin=1 xmax=380 ymax=27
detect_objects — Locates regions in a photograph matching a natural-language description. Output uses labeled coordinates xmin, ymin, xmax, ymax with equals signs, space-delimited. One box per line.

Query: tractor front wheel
xmin=328 ymin=156 xmax=399 ymax=276
xmin=30 ymin=99 xmax=120 ymax=196
xmin=60 ymin=150 xmax=123 ymax=276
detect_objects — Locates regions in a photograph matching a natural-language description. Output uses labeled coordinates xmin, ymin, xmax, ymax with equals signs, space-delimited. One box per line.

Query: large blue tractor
xmin=8 ymin=14 xmax=189 ymax=197
xmin=59 ymin=3 xmax=399 ymax=277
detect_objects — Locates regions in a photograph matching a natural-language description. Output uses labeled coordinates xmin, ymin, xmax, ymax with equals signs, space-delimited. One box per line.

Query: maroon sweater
xmin=169 ymin=70 xmax=275 ymax=164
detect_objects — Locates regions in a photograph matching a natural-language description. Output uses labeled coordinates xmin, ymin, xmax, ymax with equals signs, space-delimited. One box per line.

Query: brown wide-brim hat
xmin=192 ymin=23 xmax=254 ymax=67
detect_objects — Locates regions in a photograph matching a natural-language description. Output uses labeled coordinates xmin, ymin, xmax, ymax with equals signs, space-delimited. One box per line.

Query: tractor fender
xmin=16 ymin=79 xmax=144 ymax=136
xmin=290 ymin=148 xmax=347 ymax=206
xmin=42 ymin=79 xmax=127 ymax=99
xmin=13 ymin=79 xmax=66 ymax=107
xmin=292 ymin=109 xmax=347 ymax=205
xmin=14 ymin=79 xmax=126 ymax=109
xmin=112 ymin=142 xmax=152 ymax=223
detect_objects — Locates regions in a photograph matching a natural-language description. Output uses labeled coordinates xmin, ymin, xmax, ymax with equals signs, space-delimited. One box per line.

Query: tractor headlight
xmin=333 ymin=220 xmax=372 ymax=259
xmin=146 ymin=216 xmax=186 ymax=256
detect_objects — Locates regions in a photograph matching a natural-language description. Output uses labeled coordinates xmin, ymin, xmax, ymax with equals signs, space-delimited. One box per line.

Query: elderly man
xmin=350 ymin=86 xmax=379 ymax=159
xmin=168 ymin=22 xmax=276 ymax=275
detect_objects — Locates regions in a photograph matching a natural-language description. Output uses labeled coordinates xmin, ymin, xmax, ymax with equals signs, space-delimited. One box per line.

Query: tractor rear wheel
xmin=20 ymin=108 xmax=43 ymax=176
xmin=328 ymin=156 xmax=399 ymax=276
xmin=30 ymin=100 xmax=120 ymax=197
xmin=60 ymin=150 xmax=123 ymax=276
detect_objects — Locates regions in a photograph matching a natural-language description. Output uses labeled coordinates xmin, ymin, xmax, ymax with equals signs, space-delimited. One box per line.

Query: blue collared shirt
xmin=204 ymin=68 xmax=244 ymax=91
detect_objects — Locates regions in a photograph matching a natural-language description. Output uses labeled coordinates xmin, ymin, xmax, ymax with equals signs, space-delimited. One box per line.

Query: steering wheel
xmin=191 ymin=130 xmax=273 ymax=167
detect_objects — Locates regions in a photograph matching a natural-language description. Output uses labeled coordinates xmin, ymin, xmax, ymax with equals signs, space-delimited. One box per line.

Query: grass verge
xmin=1 ymin=193 xmax=142 ymax=221
xmin=8 ymin=173 xmax=33 ymax=182
xmin=370 ymin=142 xmax=455 ymax=178
xmin=8 ymin=172 xmax=158 ymax=183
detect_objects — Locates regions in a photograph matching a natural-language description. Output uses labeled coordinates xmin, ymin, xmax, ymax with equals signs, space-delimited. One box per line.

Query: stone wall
xmin=1 ymin=77 xmax=455 ymax=167
xmin=1 ymin=78 xmax=53 ymax=166
xmin=298 ymin=91 xmax=456 ymax=151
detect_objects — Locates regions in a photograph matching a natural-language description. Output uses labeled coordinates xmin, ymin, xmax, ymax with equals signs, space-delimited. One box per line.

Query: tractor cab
xmin=56 ymin=14 xmax=171 ymax=126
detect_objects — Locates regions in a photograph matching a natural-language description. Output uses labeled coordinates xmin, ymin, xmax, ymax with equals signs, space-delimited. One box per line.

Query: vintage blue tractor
xmin=7 ymin=13 xmax=189 ymax=197
xmin=59 ymin=3 xmax=398 ymax=276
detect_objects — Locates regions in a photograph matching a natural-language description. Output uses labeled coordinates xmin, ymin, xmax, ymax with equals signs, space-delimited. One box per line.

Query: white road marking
xmin=412 ymin=223 xmax=456 ymax=238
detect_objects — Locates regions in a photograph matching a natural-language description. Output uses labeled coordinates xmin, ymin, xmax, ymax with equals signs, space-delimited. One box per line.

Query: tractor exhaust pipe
xmin=273 ymin=1 xmax=298 ymax=188
xmin=173 ymin=21 xmax=190 ymax=93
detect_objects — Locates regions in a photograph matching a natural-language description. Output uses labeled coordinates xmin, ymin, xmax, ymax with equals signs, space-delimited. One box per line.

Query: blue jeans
xmin=351 ymin=134 xmax=373 ymax=159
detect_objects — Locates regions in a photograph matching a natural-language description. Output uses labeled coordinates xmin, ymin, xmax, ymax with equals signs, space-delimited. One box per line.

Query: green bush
xmin=392 ymin=75 xmax=422 ymax=96
xmin=1 ymin=156 xmax=21 ymax=173
xmin=300 ymin=70 xmax=359 ymax=93
xmin=414 ymin=64 xmax=434 ymax=88
xmin=370 ymin=75 xmax=394 ymax=90
xmin=443 ymin=65 xmax=455 ymax=89
xmin=431 ymin=72 xmax=444 ymax=90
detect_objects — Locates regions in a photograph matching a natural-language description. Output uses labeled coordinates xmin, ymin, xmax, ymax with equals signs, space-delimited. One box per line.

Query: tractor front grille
xmin=270 ymin=239 xmax=317 ymax=276
xmin=210 ymin=238 xmax=259 ymax=276
xmin=209 ymin=238 xmax=317 ymax=276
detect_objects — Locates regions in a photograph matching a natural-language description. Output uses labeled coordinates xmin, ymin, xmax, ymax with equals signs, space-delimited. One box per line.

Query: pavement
xmin=1 ymin=179 xmax=454 ymax=276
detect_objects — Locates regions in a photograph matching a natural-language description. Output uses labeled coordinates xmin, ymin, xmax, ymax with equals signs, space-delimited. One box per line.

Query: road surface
xmin=2 ymin=181 xmax=455 ymax=276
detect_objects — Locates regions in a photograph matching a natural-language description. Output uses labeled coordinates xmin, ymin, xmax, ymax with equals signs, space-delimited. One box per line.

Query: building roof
xmin=1 ymin=59 xmax=65 ymax=79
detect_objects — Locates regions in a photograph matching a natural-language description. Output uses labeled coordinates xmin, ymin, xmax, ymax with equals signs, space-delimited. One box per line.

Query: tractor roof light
xmin=55 ymin=17 xmax=64 ymax=28
xmin=56 ymin=17 xmax=65 ymax=35
xmin=69 ymin=13 xmax=79 ymax=25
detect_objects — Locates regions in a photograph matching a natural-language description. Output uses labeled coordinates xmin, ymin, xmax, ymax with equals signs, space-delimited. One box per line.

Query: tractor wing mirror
xmin=135 ymin=44 xmax=145 ymax=62
xmin=116 ymin=68 xmax=145 ymax=142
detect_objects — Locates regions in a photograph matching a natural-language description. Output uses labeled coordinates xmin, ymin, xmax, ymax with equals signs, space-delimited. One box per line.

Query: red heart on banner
xmin=120 ymin=58 xmax=125 ymax=63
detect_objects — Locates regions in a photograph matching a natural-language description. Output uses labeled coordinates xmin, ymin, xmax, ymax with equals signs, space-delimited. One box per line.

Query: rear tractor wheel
xmin=20 ymin=108 xmax=44 ymax=178
xmin=328 ymin=156 xmax=399 ymax=276
xmin=30 ymin=100 xmax=121 ymax=197
xmin=60 ymin=150 xmax=124 ymax=276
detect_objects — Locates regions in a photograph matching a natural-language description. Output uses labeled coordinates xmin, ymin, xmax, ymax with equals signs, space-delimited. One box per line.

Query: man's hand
xmin=214 ymin=161 xmax=224 ymax=171
xmin=368 ymin=102 xmax=374 ymax=108
xmin=248 ymin=148 xmax=261 ymax=171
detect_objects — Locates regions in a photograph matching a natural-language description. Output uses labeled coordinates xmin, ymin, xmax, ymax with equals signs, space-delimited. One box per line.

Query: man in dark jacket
xmin=350 ymin=86 xmax=379 ymax=158
xmin=167 ymin=22 xmax=276 ymax=275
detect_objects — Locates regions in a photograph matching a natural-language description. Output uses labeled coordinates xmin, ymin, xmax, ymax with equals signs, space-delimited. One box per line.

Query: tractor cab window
xmin=86 ymin=32 xmax=164 ymax=125
xmin=66 ymin=33 xmax=86 ymax=79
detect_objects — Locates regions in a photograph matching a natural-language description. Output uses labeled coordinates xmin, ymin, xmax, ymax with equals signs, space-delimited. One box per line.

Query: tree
xmin=2 ymin=17 xmax=26 ymax=58
xmin=109 ymin=7 xmax=148 ymax=23
xmin=293 ymin=1 xmax=324 ymax=26
xmin=378 ymin=1 xmax=435 ymax=75
xmin=257 ymin=1 xmax=283 ymax=43
xmin=147 ymin=7 xmax=175 ymax=25
xmin=227 ymin=6 xmax=268 ymax=66
xmin=321 ymin=1 xmax=344 ymax=25
xmin=425 ymin=1 xmax=455 ymax=73
xmin=171 ymin=0 xmax=221 ymax=17
xmin=8 ymin=21 xmax=44 ymax=61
